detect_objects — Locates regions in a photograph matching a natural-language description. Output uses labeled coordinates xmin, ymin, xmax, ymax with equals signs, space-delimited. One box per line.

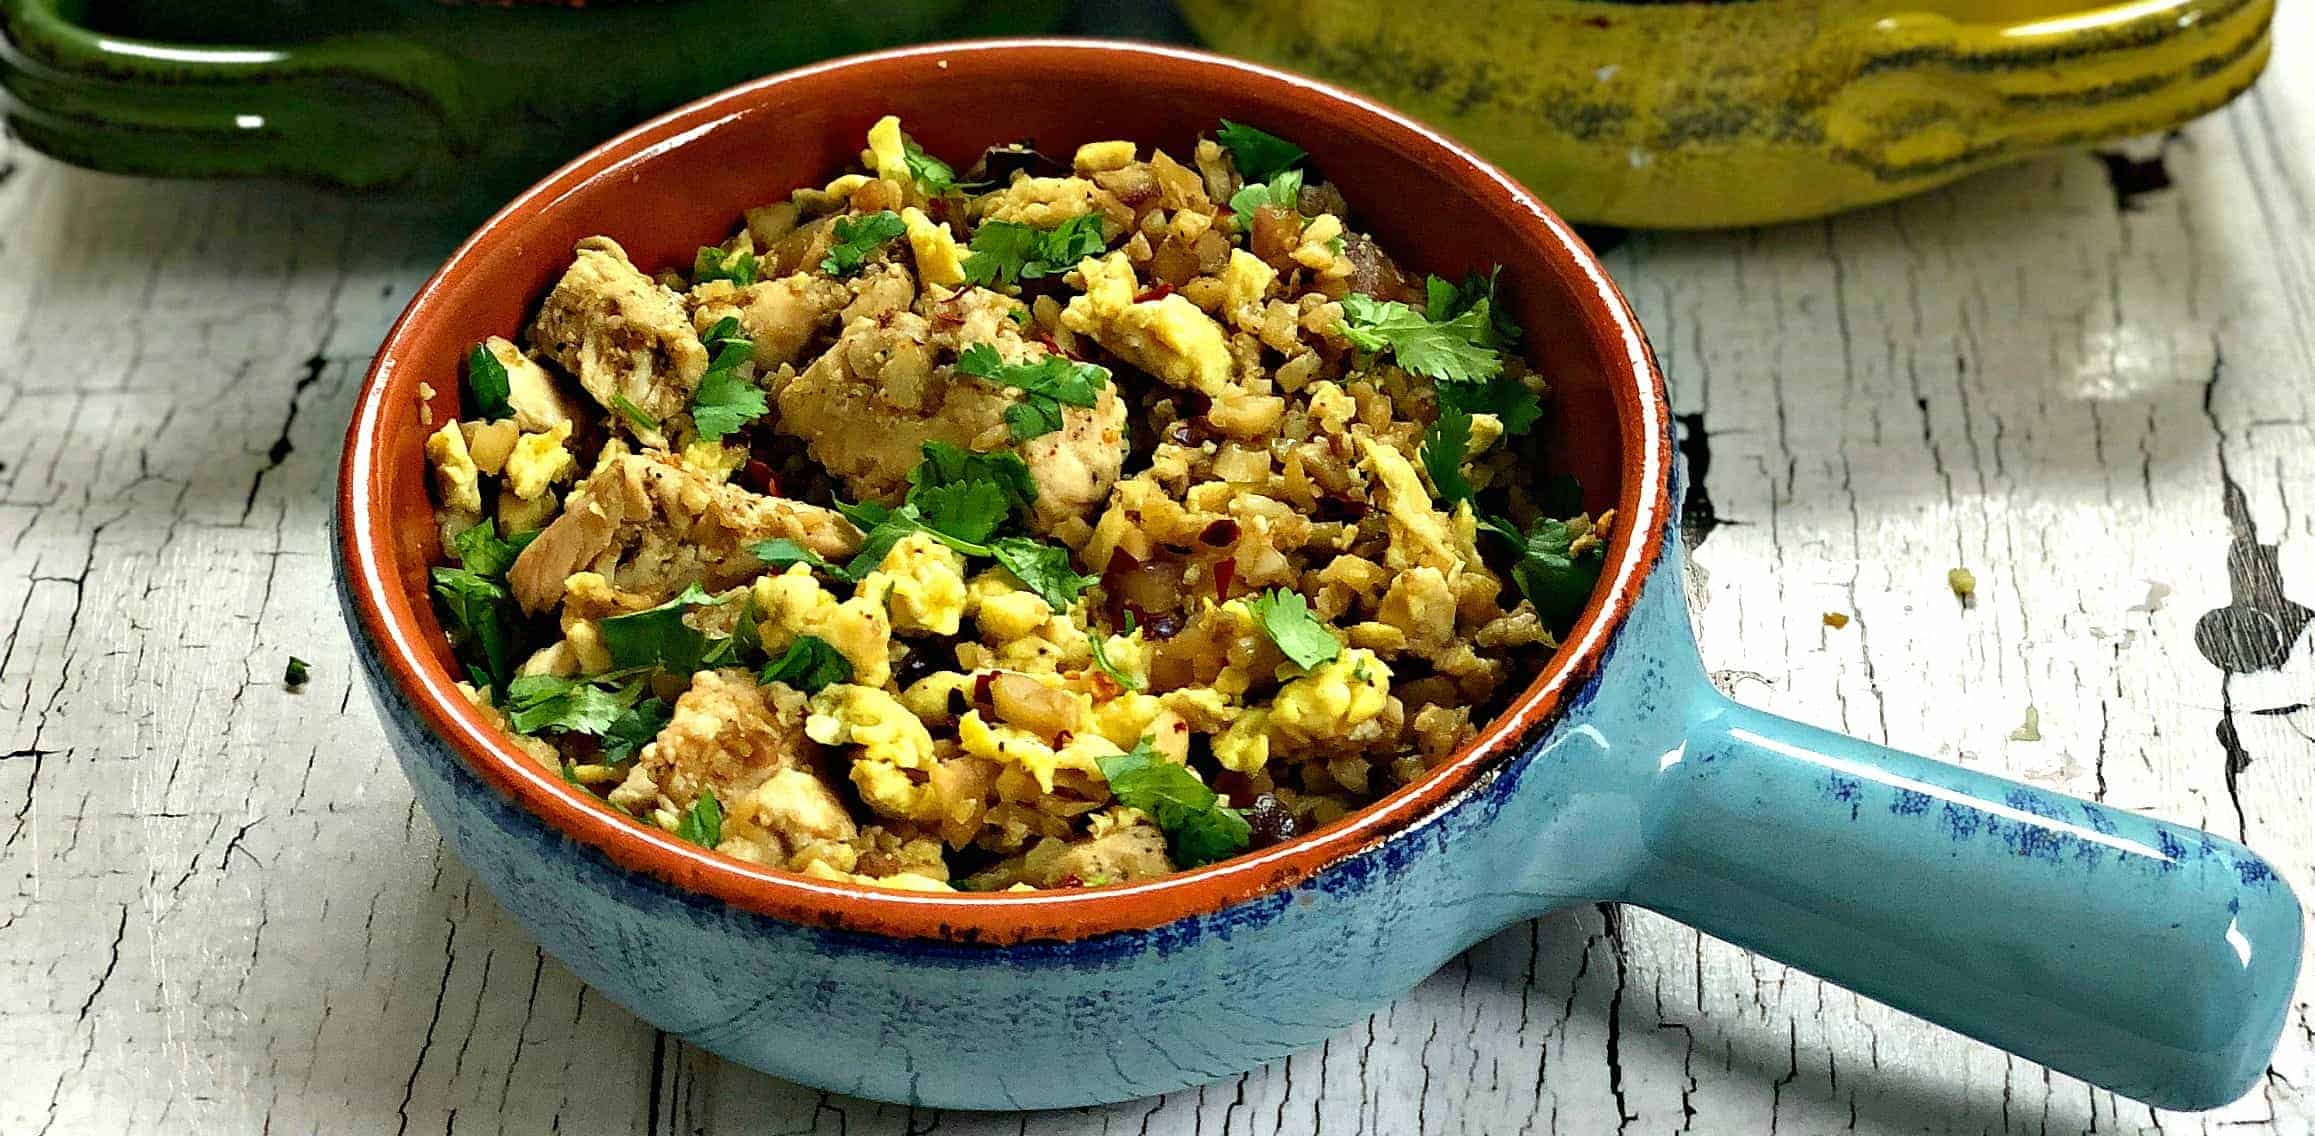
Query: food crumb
xmin=1821 ymin=612 xmax=1850 ymax=629
xmin=1948 ymin=567 xmax=1977 ymax=600
xmin=2129 ymin=580 xmax=2171 ymax=613
xmin=284 ymin=656 xmax=310 ymax=690
xmin=2008 ymin=705 xmax=2041 ymax=742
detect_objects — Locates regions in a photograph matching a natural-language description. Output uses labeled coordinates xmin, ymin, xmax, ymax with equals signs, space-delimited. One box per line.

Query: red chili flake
xmin=1212 ymin=556 xmax=1237 ymax=599
xmin=972 ymin=672 xmax=996 ymax=705
xmin=1132 ymin=283 xmax=1176 ymax=304
xmin=1198 ymin=518 xmax=1241 ymax=547
xmin=739 ymin=459 xmax=779 ymax=496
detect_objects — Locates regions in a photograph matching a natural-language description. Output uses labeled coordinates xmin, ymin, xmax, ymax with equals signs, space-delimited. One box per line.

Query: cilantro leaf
xmin=1420 ymin=406 xmax=1475 ymax=505
xmin=1087 ymin=631 xmax=1142 ymax=692
xmin=1246 ymin=588 xmax=1340 ymax=670
xmin=820 ymin=211 xmax=908 ymax=277
xmin=504 ymin=673 xmax=639 ymax=736
xmin=1424 ymin=268 xmax=1522 ymax=347
xmin=610 ymin=394 xmax=659 ymax=436
xmin=693 ymin=244 xmax=758 ymax=287
xmin=1339 ymin=293 xmax=1503 ymax=384
xmin=599 ymin=584 xmax=753 ymax=675
xmin=1096 ymin=739 xmax=1250 ymax=868
xmin=907 ymin=441 xmax=1035 ymax=543
xmin=283 ymin=656 xmax=310 ymax=689
xmin=599 ymin=696 xmax=671 ymax=763
xmin=449 ymin=523 xmax=537 ymax=578
xmin=1438 ymin=373 xmax=1543 ymax=436
xmin=674 ymin=789 xmax=723 ymax=848
xmin=1230 ymin=167 xmax=1304 ymax=234
xmin=431 ymin=566 xmax=521 ymax=693
xmin=465 ymin=343 xmax=513 ymax=420
xmin=955 ymin=342 xmax=1109 ymax=442
xmin=961 ymin=214 xmax=1107 ymax=288
xmin=1482 ymin=514 xmax=1607 ymax=626
xmin=680 ymin=349 xmax=763 ymax=446
xmin=750 ymin=537 xmax=848 ymax=579
xmin=757 ymin=636 xmax=852 ymax=693
xmin=1215 ymin=119 xmax=1306 ymax=183
xmin=989 ymin=536 xmax=1096 ymax=611
xmin=903 ymin=138 xmax=981 ymax=196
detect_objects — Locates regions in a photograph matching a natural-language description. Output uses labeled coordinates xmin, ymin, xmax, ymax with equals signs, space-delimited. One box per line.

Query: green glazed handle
xmin=0 ymin=0 xmax=1068 ymax=201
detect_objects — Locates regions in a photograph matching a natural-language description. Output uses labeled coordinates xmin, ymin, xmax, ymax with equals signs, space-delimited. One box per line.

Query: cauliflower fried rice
xmin=422 ymin=116 xmax=1612 ymax=892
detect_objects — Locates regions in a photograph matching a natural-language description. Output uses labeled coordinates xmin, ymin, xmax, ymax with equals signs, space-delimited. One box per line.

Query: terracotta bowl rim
xmin=337 ymin=37 xmax=1673 ymax=946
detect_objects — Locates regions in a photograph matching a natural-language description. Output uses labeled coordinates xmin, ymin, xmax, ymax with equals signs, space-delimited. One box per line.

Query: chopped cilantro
xmin=598 ymin=584 xmax=755 ymax=675
xmin=989 ymin=536 xmax=1097 ymax=611
xmin=1087 ymin=630 xmax=1141 ymax=692
xmin=674 ymin=789 xmax=724 ymax=848
xmin=464 ymin=343 xmax=513 ymax=420
xmin=688 ymin=318 xmax=765 ymax=441
xmin=599 ymin=696 xmax=671 ymax=763
xmin=431 ymin=566 xmax=520 ymax=694
xmin=1338 ymin=293 xmax=1503 ymax=385
xmin=820 ymin=210 xmax=908 ymax=277
xmin=906 ymin=442 xmax=1036 ymax=544
xmin=1215 ymin=119 xmax=1306 ymax=183
xmin=1438 ymin=373 xmax=1543 ymax=436
xmin=1246 ymin=588 xmax=1340 ymax=670
xmin=610 ymin=393 xmax=659 ymax=436
xmin=1096 ymin=738 xmax=1250 ymax=868
xmin=955 ymin=342 xmax=1109 ymax=441
xmin=449 ymin=523 xmax=537 ymax=578
xmin=757 ymin=636 xmax=852 ymax=693
xmin=693 ymin=244 xmax=758 ymax=287
xmin=961 ymin=214 xmax=1107 ymax=288
xmin=1482 ymin=514 xmax=1607 ymax=626
xmin=1420 ymin=406 xmax=1476 ymax=505
xmin=903 ymin=138 xmax=980 ymax=196
xmin=283 ymin=656 xmax=310 ymax=689
xmin=1230 ymin=167 xmax=1304 ymax=235
xmin=504 ymin=673 xmax=639 ymax=736
xmin=750 ymin=537 xmax=848 ymax=579
xmin=1424 ymin=268 xmax=1522 ymax=348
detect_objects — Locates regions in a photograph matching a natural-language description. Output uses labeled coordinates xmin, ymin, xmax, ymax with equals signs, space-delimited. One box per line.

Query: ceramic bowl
xmin=335 ymin=40 xmax=2303 ymax=1112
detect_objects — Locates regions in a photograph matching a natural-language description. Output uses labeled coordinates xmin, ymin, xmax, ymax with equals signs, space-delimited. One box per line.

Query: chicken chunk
xmin=478 ymin=336 xmax=588 ymax=433
xmin=1043 ymin=824 xmax=1173 ymax=885
xmin=509 ymin=449 xmax=860 ymax=613
xmin=690 ymin=271 xmax=849 ymax=372
xmin=773 ymin=310 xmax=1126 ymax=528
xmin=528 ymin=236 xmax=709 ymax=423
xmin=607 ymin=670 xmax=858 ymax=871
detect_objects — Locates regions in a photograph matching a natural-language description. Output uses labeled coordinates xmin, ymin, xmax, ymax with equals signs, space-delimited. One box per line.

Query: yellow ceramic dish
xmin=1177 ymin=0 xmax=2273 ymax=228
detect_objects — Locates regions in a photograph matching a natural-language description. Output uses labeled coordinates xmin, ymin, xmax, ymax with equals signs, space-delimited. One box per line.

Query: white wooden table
xmin=4 ymin=18 xmax=2312 ymax=1134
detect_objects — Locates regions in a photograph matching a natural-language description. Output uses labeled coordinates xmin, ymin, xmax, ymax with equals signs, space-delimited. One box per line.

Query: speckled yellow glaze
xmin=1176 ymin=0 xmax=2273 ymax=228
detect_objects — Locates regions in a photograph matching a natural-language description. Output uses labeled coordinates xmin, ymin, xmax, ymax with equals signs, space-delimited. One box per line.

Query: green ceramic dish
xmin=0 ymin=0 xmax=1067 ymax=204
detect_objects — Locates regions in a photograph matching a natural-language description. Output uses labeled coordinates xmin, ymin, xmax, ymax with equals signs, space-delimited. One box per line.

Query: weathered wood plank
xmin=0 ymin=11 xmax=2309 ymax=1130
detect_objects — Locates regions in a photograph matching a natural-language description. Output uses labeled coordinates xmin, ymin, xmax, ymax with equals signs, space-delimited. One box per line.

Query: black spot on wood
xmin=2193 ymin=478 xmax=2311 ymax=674
xmin=2094 ymin=139 xmax=2175 ymax=212
xmin=1675 ymin=412 xmax=1732 ymax=550
xmin=1575 ymin=225 xmax=1628 ymax=256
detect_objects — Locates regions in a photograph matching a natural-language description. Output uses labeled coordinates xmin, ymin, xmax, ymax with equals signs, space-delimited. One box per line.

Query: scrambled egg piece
xmin=1213 ymin=649 xmax=1394 ymax=773
xmin=900 ymin=207 xmax=967 ymax=288
xmin=1356 ymin=434 xmax=1463 ymax=573
xmin=425 ymin=420 xmax=482 ymax=516
xmin=957 ymin=710 xmax=1117 ymax=794
xmin=981 ymin=176 xmax=1100 ymax=226
xmin=1073 ymin=140 xmax=1136 ymax=174
xmin=1061 ymin=252 xmax=1232 ymax=395
xmin=1220 ymin=249 xmax=1276 ymax=328
xmin=864 ymin=115 xmax=909 ymax=184
xmin=678 ymin=439 xmax=745 ymax=482
xmin=807 ymin=684 xmax=941 ymax=821
xmin=858 ymin=532 xmax=969 ymax=637
xmin=504 ymin=422 xmax=576 ymax=501
xmin=750 ymin=564 xmax=895 ymax=687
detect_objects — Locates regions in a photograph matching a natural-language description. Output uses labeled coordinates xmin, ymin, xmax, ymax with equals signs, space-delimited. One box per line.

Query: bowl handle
xmin=1623 ymin=688 xmax=2302 ymax=1111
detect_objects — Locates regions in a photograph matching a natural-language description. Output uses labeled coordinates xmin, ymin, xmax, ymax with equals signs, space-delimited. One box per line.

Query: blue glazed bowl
xmin=335 ymin=40 xmax=2304 ymax=1113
